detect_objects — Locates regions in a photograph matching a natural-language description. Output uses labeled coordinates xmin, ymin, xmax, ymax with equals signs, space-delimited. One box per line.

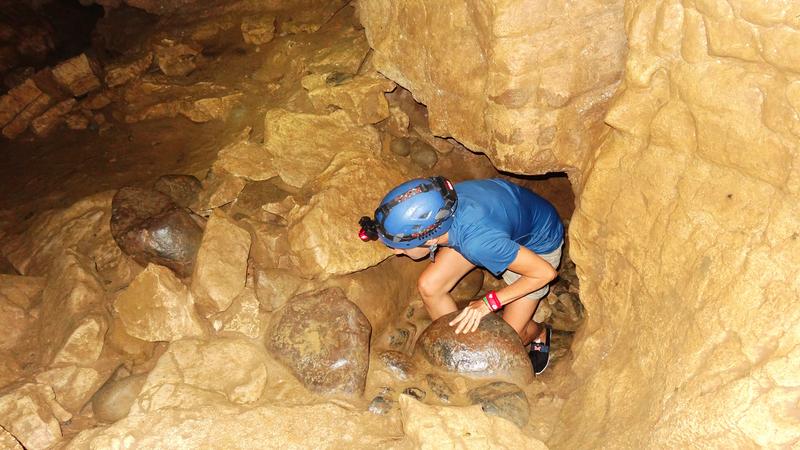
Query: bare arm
xmin=494 ymin=245 xmax=557 ymax=306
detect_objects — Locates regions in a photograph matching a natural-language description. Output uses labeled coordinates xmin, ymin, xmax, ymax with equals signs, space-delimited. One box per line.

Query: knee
xmin=417 ymin=274 xmax=446 ymax=301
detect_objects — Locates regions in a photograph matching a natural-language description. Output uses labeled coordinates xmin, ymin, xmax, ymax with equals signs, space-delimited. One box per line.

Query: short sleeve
xmin=458 ymin=227 xmax=520 ymax=276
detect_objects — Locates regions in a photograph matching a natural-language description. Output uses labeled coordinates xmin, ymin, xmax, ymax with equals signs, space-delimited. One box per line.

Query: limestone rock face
xmin=0 ymin=275 xmax=42 ymax=351
xmin=241 ymin=15 xmax=275 ymax=45
xmin=0 ymin=383 xmax=70 ymax=450
xmin=358 ymin=0 xmax=626 ymax=183
xmin=302 ymin=73 xmax=396 ymax=124
xmin=114 ymin=264 xmax=206 ymax=342
xmin=265 ymin=109 xmax=383 ymax=188
xmin=2 ymin=191 xmax=140 ymax=287
xmin=212 ymin=135 xmax=277 ymax=181
xmin=30 ymin=98 xmax=76 ymax=136
xmin=133 ymin=338 xmax=268 ymax=413
xmin=267 ymin=288 xmax=371 ymax=397
xmin=552 ymin=0 xmax=800 ymax=448
xmin=105 ymin=52 xmax=153 ymax=88
xmin=415 ymin=312 xmax=533 ymax=386
xmin=154 ymin=40 xmax=203 ymax=77
xmin=110 ymin=187 xmax=204 ymax=278
xmin=51 ymin=54 xmax=101 ymax=97
xmin=399 ymin=395 xmax=546 ymax=449
xmin=286 ymin=150 xmax=411 ymax=277
xmin=191 ymin=210 xmax=251 ymax=314
xmin=66 ymin=402 xmax=394 ymax=449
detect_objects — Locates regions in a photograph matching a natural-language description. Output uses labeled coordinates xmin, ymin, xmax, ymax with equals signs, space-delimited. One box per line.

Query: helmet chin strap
xmin=428 ymin=243 xmax=438 ymax=262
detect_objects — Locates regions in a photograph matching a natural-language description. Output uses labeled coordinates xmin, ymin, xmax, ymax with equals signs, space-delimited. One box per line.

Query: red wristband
xmin=485 ymin=290 xmax=502 ymax=311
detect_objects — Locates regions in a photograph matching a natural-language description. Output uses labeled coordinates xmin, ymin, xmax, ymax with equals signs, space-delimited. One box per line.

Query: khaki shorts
xmin=501 ymin=240 xmax=563 ymax=301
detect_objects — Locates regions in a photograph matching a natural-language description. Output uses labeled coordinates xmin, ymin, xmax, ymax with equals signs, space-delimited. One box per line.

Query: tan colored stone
xmin=358 ymin=0 xmax=627 ymax=185
xmin=302 ymin=73 xmax=396 ymax=124
xmin=155 ymin=40 xmax=203 ymax=77
xmin=286 ymin=150 xmax=411 ymax=277
xmin=38 ymin=252 xmax=107 ymax=365
xmin=551 ymin=0 xmax=800 ymax=448
xmin=192 ymin=169 xmax=248 ymax=211
xmin=65 ymin=113 xmax=89 ymax=130
xmin=399 ymin=395 xmax=547 ymax=449
xmin=241 ymin=15 xmax=275 ymax=45
xmin=51 ymin=53 xmax=101 ymax=96
xmin=66 ymin=402 xmax=397 ymax=449
xmin=264 ymin=108 xmax=382 ymax=188
xmin=191 ymin=210 xmax=251 ymax=314
xmin=181 ymin=93 xmax=243 ymax=122
xmin=2 ymin=90 xmax=50 ymax=139
xmin=79 ymin=91 xmax=112 ymax=110
xmin=210 ymin=283 xmax=263 ymax=338
xmin=31 ymin=98 xmax=76 ymax=136
xmin=114 ymin=264 xmax=206 ymax=342
xmin=0 ymin=295 xmax=28 ymax=352
xmin=34 ymin=365 xmax=104 ymax=414
xmin=386 ymin=105 xmax=409 ymax=136
xmin=105 ymin=53 xmax=153 ymax=88
xmin=0 ymin=383 xmax=69 ymax=450
xmin=212 ymin=132 xmax=277 ymax=181
xmin=253 ymin=267 xmax=313 ymax=311
xmin=91 ymin=373 xmax=147 ymax=423
xmin=0 ymin=274 xmax=43 ymax=310
xmin=1 ymin=191 xmax=140 ymax=287
xmin=0 ymin=78 xmax=42 ymax=127
xmin=104 ymin=316 xmax=156 ymax=365
xmin=0 ymin=426 xmax=22 ymax=450
xmin=133 ymin=338 xmax=268 ymax=412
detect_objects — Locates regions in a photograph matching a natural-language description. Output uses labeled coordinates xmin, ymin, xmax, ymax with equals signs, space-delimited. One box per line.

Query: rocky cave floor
xmin=0 ymin=2 xmax=585 ymax=448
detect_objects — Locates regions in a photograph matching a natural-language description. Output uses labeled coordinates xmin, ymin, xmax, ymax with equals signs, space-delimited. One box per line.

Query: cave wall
xmin=357 ymin=0 xmax=627 ymax=184
xmin=359 ymin=0 xmax=800 ymax=447
xmin=561 ymin=0 xmax=800 ymax=447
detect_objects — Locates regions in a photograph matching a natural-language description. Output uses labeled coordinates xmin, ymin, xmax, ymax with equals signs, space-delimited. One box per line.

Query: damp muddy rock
xmin=110 ymin=187 xmax=204 ymax=278
xmin=468 ymin=381 xmax=530 ymax=429
xmin=415 ymin=311 xmax=533 ymax=385
xmin=267 ymin=288 xmax=371 ymax=397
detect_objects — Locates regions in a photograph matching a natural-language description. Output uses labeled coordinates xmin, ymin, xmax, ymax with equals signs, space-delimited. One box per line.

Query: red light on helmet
xmin=358 ymin=228 xmax=371 ymax=242
xmin=445 ymin=179 xmax=453 ymax=190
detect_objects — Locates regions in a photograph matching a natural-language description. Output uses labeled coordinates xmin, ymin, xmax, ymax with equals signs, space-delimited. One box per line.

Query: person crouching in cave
xmin=358 ymin=176 xmax=564 ymax=375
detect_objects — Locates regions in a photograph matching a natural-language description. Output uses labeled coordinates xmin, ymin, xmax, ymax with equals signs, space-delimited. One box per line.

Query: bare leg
xmin=502 ymin=297 xmax=546 ymax=346
xmin=417 ymin=247 xmax=475 ymax=320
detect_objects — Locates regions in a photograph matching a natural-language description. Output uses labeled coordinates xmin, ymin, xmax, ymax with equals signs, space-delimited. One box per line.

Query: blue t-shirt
xmin=447 ymin=179 xmax=564 ymax=276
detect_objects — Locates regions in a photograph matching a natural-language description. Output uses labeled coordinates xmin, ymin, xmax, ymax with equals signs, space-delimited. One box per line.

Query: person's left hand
xmin=449 ymin=300 xmax=492 ymax=334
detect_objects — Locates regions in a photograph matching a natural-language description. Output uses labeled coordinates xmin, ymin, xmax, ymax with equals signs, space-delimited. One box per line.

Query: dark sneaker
xmin=529 ymin=326 xmax=552 ymax=375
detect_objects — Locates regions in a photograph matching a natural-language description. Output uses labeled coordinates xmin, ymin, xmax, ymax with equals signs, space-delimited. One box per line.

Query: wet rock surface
xmin=424 ymin=374 xmax=455 ymax=404
xmin=267 ymin=288 xmax=371 ymax=397
xmin=110 ymin=187 xmax=204 ymax=278
xmin=378 ymin=350 xmax=416 ymax=381
xmin=415 ymin=311 xmax=533 ymax=385
xmin=468 ymin=381 xmax=530 ymax=428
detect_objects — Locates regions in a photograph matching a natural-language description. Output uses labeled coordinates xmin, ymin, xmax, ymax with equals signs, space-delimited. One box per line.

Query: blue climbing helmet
xmin=359 ymin=176 xmax=458 ymax=249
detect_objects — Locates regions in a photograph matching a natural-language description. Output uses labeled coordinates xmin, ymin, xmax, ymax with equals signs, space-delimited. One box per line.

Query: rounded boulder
xmin=414 ymin=311 xmax=533 ymax=385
